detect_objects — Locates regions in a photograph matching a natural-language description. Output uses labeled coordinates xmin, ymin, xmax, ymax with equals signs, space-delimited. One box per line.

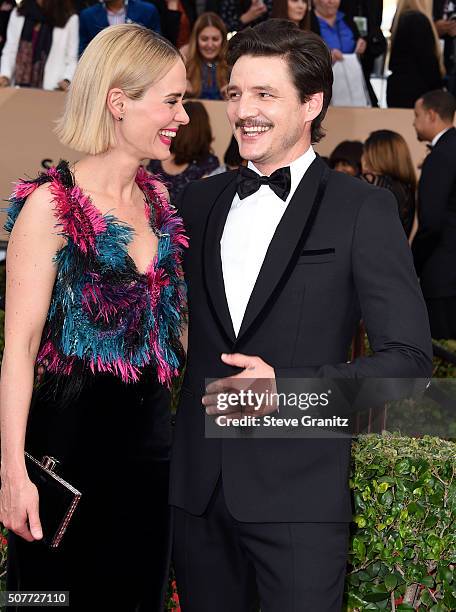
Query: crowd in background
xmin=0 ymin=0 xmax=454 ymax=103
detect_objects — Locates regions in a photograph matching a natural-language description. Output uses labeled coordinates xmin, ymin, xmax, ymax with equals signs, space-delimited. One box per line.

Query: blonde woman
xmin=387 ymin=0 xmax=444 ymax=108
xmin=361 ymin=129 xmax=417 ymax=239
xmin=0 ymin=24 xmax=188 ymax=610
xmin=181 ymin=12 xmax=229 ymax=100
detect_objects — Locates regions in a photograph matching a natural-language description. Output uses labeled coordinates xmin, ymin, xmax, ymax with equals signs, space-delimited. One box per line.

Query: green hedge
xmin=1 ymin=433 xmax=454 ymax=610
xmin=346 ymin=434 xmax=455 ymax=611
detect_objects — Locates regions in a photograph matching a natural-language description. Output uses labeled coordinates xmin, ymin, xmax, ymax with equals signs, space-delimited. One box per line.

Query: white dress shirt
xmin=221 ymin=146 xmax=316 ymax=336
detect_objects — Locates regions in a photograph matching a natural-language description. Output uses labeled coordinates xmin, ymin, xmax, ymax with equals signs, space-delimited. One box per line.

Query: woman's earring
xmin=118 ymin=115 xmax=124 ymax=121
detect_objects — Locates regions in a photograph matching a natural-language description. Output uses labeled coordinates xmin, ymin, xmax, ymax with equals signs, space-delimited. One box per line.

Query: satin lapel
xmin=236 ymin=157 xmax=329 ymax=342
xmin=203 ymin=174 xmax=238 ymax=345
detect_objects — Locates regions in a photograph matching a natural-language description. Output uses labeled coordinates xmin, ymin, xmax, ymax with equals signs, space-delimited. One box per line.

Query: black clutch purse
xmin=25 ymin=452 xmax=82 ymax=549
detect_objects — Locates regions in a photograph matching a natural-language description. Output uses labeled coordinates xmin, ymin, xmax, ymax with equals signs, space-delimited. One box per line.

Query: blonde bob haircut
xmin=56 ymin=24 xmax=181 ymax=155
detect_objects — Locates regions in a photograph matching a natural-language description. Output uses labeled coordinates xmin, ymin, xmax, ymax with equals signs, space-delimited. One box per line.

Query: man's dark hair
xmin=420 ymin=90 xmax=456 ymax=122
xmin=227 ymin=19 xmax=333 ymax=143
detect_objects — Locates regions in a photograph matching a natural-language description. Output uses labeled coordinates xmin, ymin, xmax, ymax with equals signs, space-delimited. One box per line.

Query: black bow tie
xmin=236 ymin=165 xmax=291 ymax=201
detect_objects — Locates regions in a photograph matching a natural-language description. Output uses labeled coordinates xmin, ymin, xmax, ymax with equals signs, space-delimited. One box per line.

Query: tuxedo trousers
xmin=173 ymin=478 xmax=349 ymax=612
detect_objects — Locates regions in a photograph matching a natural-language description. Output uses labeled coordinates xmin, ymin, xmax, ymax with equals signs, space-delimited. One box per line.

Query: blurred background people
xmin=79 ymin=0 xmax=161 ymax=55
xmin=220 ymin=0 xmax=271 ymax=34
xmin=361 ymin=129 xmax=417 ymax=238
xmin=144 ymin=0 xmax=196 ymax=48
xmin=339 ymin=0 xmax=386 ymax=106
xmin=181 ymin=12 xmax=229 ymax=99
xmin=433 ymin=0 xmax=456 ymax=95
xmin=0 ymin=0 xmax=78 ymax=91
xmin=148 ymin=100 xmax=219 ymax=201
xmin=311 ymin=0 xmax=378 ymax=104
xmin=329 ymin=139 xmax=363 ymax=175
xmin=271 ymin=0 xmax=310 ymax=29
xmin=412 ymin=90 xmax=456 ymax=339
xmin=208 ymin=134 xmax=244 ymax=175
xmin=387 ymin=0 xmax=444 ymax=108
xmin=0 ymin=0 xmax=15 ymax=56
xmin=311 ymin=0 xmax=367 ymax=64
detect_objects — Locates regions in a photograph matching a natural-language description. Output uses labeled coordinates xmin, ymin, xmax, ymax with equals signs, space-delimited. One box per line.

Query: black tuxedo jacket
xmin=413 ymin=127 xmax=456 ymax=299
xmin=170 ymin=157 xmax=432 ymax=523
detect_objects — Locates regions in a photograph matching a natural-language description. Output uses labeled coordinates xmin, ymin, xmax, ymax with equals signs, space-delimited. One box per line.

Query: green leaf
xmin=354 ymin=514 xmax=367 ymax=528
xmin=420 ymin=589 xmax=434 ymax=606
xmin=384 ymin=573 xmax=398 ymax=591
xmin=346 ymin=592 xmax=368 ymax=608
xmin=397 ymin=604 xmax=415 ymax=611
xmin=363 ymin=592 xmax=389 ymax=603
xmin=378 ymin=482 xmax=390 ymax=493
xmin=420 ymin=575 xmax=435 ymax=588
xmin=438 ymin=566 xmax=454 ymax=584
xmin=395 ymin=459 xmax=410 ymax=475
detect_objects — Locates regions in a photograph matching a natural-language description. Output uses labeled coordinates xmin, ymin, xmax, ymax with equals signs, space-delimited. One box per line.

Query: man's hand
xmin=355 ymin=38 xmax=367 ymax=55
xmin=435 ymin=18 xmax=456 ymax=38
xmin=331 ymin=49 xmax=344 ymax=63
xmin=202 ymin=353 xmax=278 ymax=417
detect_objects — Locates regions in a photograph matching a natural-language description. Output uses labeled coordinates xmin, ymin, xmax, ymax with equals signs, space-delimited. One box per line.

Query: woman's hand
xmin=355 ymin=38 xmax=367 ymax=55
xmin=240 ymin=0 xmax=267 ymax=25
xmin=0 ymin=472 xmax=43 ymax=542
xmin=56 ymin=79 xmax=70 ymax=91
xmin=331 ymin=49 xmax=344 ymax=63
xmin=0 ymin=75 xmax=10 ymax=87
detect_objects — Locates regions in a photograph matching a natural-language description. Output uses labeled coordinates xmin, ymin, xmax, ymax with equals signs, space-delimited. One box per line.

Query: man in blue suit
xmin=79 ymin=0 xmax=161 ymax=55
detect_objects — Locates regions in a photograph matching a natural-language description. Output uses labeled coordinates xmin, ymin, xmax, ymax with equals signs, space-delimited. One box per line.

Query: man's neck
xmin=105 ymin=0 xmax=125 ymax=12
xmin=251 ymin=143 xmax=312 ymax=176
xmin=315 ymin=10 xmax=337 ymax=26
xmin=430 ymin=122 xmax=452 ymax=142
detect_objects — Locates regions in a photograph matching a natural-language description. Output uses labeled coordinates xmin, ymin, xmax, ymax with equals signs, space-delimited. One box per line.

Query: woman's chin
xmin=147 ymin=146 xmax=173 ymax=162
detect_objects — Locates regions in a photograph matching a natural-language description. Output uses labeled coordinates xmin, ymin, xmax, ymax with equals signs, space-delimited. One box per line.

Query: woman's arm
xmin=0 ymin=9 xmax=23 ymax=84
xmin=0 ymin=184 xmax=64 ymax=542
xmin=61 ymin=14 xmax=79 ymax=84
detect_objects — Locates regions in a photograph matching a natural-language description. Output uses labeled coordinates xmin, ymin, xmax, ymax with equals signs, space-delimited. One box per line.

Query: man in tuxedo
xmin=170 ymin=19 xmax=432 ymax=611
xmin=413 ymin=89 xmax=456 ymax=339
xmin=78 ymin=0 xmax=161 ymax=55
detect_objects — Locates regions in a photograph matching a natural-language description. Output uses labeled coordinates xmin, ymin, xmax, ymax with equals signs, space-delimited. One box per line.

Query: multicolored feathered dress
xmin=4 ymin=161 xmax=188 ymax=611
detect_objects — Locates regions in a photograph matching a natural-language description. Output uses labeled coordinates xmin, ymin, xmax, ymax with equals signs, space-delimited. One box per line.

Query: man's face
xmin=226 ymin=55 xmax=315 ymax=172
xmin=413 ymin=98 xmax=433 ymax=142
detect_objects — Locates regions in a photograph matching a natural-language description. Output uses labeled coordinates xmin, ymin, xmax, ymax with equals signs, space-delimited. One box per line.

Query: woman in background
xmin=361 ymin=129 xmax=417 ymax=239
xmin=181 ymin=12 xmax=229 ymax=100
xmin=329 ymin=140 xmax=363 ymax=176
xmin=387 ymin=0 xmax=444 ymax=108
xmin=148 ymin=100 xmax=219 ymax=201
xmin=271 ymin=0 xmax=310 ymax=29
xmin=0 ymin=0 xmax=78 ymax=91
xmin=220 ymin=0 xmax=271 ymax=34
